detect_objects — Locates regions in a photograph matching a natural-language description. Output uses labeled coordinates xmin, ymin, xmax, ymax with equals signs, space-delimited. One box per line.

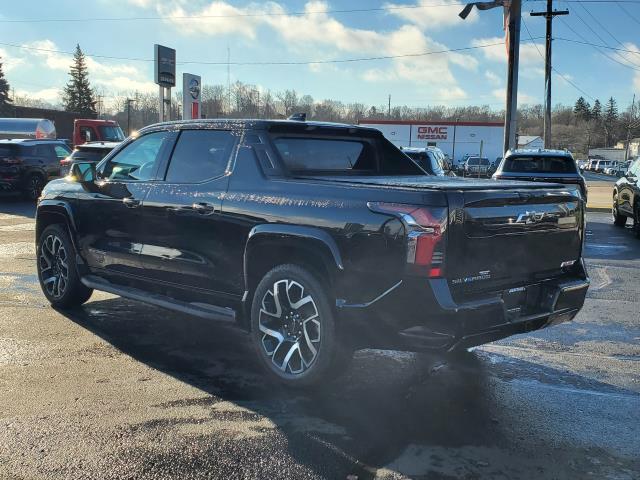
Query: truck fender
xmin=242 ymin=223 xmax=342 ymax=289
xmin=36 ymin=200 xmax=82 ymax=258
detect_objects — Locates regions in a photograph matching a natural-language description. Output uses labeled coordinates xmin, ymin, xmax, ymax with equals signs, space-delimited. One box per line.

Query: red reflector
xmin=429 ymin=267 xmax=442 ymax=278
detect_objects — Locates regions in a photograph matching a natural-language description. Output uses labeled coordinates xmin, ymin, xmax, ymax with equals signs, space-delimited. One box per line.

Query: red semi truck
xmin=0 ymin=118 xmax=125 ymax=146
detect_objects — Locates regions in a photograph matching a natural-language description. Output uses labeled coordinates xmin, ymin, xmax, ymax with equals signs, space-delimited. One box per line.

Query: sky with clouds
xmin=0 ymin=0 xmax=639 ymax=111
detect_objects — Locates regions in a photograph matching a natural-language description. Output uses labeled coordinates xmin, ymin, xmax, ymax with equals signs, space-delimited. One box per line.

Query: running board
xmin=81 ymin=275 xmax=236 ymax=323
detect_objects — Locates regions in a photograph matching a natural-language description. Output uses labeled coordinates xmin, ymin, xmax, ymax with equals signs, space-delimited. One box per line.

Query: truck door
xmin=138 ymin=129 xmax=239 ymax=300
xmin=75 ymin=130 xmax=177 ymax=280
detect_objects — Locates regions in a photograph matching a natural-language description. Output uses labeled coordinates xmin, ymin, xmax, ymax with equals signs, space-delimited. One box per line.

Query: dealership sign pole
xmin=182 ymin=73 xmax=202 ymax=120
xmin=154 ymin=44 xmax=176 ymax=123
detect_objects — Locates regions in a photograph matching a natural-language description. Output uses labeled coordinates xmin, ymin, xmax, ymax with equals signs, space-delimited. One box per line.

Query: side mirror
xmin=71 ymin=162 xmax=96 ymax=183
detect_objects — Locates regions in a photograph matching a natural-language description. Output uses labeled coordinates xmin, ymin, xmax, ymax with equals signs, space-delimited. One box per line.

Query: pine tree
xmin=604 ymin=97 xmax=618 ymax=123
xmin=591 ymin=99 xmax=602 ymax=121
xmin=63 ymin=44 xmax=96 ymax=116
xmin=0 ymin=57 xmax=11 ymax=115
xmin=573 ymin=97 xmax=591 ymax=122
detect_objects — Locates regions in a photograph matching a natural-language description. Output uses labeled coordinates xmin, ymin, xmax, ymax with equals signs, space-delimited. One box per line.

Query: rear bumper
xmin=337 ymin=264 xmax=589 ymax=352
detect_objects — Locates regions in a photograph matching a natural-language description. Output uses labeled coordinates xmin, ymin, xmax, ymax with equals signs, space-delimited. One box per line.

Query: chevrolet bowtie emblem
xmin=515 ymin=210 xmax=546 ymax=224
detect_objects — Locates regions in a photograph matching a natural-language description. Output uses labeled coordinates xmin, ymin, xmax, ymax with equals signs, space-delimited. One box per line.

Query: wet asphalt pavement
xmin=0 ymin=197 xmax=638 ymax=480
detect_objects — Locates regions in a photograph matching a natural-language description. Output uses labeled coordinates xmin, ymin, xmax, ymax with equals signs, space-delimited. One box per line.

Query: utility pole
xmin=388 ymin=94 xmax=391 ymax=117
xmin=531 ymin=0 xmax=568 ymax=148
xmin=625 ymin=94 xmax=636 ymax=161
xmin=504 ymin=0 xmax=522 ymax=155
xmin=126 ymin=98 xmax=135 ymax=135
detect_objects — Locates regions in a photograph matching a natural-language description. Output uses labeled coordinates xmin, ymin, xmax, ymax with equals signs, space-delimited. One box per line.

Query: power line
xmin=0 ymin=39 xmax=526 ymax=66
xmin=616 ymin=1 xmax=640 ymax=26
xmin=558 ymin=3 xmax=640 ymax=69
xmin=555 ymin=36 xmax=640 ymax=55
xmin=522 ymin=17 xmax=596 ymax=100
xmin=0 ymin=3 xmax=468 ymax=23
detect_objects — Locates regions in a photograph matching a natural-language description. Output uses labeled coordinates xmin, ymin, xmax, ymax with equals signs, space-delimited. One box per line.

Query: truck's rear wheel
xmin=250 ymin=264 xmax=351 ymax=387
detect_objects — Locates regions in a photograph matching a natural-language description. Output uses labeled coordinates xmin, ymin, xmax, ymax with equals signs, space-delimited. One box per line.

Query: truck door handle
xmin=192 ymin=202 xmax=216 ymax=214
xmin=123 ymin=197 xmax=141 ymax=208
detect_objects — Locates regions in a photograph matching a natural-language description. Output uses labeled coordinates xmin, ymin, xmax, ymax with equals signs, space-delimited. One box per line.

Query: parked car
xmin=493 ymin=149 xmax=587 ymax=199
xmin=577 ymin=160 xmax=589 ymax=170
xmin=596 ymin=159 xmax=614 ymax=173
xmin=587 ymin=158 xmax=600 ymax=171
xmin=60 ymin=141 xmax=120 ymax=177
xmin=401 ymin=147 xmax=448 ymax=176
xmin=614 ymin=160 xmax=633 ymax=177
xmin=0 ymin=139 xmax=71 ymax=199
xmin=464 ymin=156 xmax=491 ymax=177
xmin=612 ymin=157 xmax=640 ymax=237
xmin=35 ymin=119 xmax=589 ymax=386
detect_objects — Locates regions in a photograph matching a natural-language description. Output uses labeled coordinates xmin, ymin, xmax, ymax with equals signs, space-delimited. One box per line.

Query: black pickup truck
xmin=35 ymin=120 xmax=589 ymax=386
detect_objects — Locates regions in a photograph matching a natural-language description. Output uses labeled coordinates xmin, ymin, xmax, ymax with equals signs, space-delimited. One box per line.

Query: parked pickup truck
xmin=35 ymin=120 xmax=589 ymax=386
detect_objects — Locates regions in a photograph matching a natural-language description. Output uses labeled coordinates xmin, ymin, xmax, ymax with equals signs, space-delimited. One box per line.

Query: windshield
xmin=503 ymin=155 xmax=577 ymax=173
xmin=98 ymin=125 xmax=125 ymax=142
xmin=468 ymin=157 xmax=489 ymax=166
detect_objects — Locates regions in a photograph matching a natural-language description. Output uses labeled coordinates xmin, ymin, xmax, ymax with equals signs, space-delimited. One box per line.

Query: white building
xmin=359 ymin=120 xmax=504 ymax=165
xmin=588 ymin=147 xmax=627 ymax=162
xmin=517 ymin=135 xmax=543 ymax=149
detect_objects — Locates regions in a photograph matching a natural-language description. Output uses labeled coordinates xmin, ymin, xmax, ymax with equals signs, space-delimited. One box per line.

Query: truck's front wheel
xmin=250 ymin=264 xmax=351 ymax=387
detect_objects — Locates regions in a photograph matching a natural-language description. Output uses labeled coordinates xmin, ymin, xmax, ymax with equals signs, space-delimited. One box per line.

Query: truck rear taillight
xmin=368 ymin=202 xmax=447 ymax=278
xmin=2 ymin=157 xmax=23 ymax=165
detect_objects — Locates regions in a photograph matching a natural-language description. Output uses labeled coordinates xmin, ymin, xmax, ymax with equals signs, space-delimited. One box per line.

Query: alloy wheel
xmin=258 ymin=279 xmax=321 ymax=375
xmin=28 ymin=176 xmax=43 ymax=200
xmin=39 ymin=234 xmax=69 ymax=298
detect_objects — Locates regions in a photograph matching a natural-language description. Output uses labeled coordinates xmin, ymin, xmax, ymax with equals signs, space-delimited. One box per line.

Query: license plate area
xmin=503 ymin=284 xmax=546 ymax=320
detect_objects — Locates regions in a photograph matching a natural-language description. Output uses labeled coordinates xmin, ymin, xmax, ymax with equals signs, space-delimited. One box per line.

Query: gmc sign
xmin=417 ymin=126 xmax=448 ymax=140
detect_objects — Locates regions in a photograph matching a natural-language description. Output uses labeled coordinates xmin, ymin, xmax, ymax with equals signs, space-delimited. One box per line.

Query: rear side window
xmin=274 ymin=138 xmax=373 ymax=172
xmin=503 ymin=156 xmax=576 ymax=174
xmin=165 ymin=130 xmax=236 ymax=183
xmin=0 ymin=146 xmax=18 ymax=158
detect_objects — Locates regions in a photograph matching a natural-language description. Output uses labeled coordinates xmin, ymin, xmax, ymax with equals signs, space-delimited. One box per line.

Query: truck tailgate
xmin=448 ymin=187 xmax=584 ymax=297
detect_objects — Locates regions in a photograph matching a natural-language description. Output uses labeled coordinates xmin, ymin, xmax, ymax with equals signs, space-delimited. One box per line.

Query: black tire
xmin=22 ymin=173 xmax=45 ymax=201
xmin=613 ymin=196 xmax=627 ymax=227
xmin=250 ymin=264 xmax=352 ymax=387
xmin=37 ymin=224 xmax=93 ymax=308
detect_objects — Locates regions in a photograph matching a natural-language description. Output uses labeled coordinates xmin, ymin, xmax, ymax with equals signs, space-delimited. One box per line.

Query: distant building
xmin=588 ymin=147 xmax=627 ymax=162
xmin=615 ymin=138 xmax=640 ymax=158
xmin=517 ymin=135 xmax=544 ymax=149
xmin=358 ymin=119 xmax=504 ymax=164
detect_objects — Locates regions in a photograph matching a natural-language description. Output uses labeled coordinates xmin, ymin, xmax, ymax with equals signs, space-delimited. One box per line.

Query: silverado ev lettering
xmin=35 ymin=120 xmax=589 ymax=387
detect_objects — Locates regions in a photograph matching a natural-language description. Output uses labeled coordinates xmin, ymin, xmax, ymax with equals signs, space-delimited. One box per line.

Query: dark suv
xmin=59 ymin=141 xmax=120 ymax=177
xmin=0 ymin=139 xmax=71 ymax=200
xmin=35 ymin=120 xmax=588 ymax=386
xmin=493 ymin=149 xmax=587 ymax=198
xmin=613 ymin=157 xmax=640 ymax=237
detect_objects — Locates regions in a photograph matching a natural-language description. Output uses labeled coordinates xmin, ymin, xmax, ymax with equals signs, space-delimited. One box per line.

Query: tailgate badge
xmin=452 ymin=270 xmax=492 ymax=285
xmin=515 ymin=210 xmax=546 ymax=224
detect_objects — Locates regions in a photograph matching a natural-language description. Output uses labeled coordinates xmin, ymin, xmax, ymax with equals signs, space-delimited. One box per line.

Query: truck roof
xmin=139 ymin=119 xmax=381 ymax=135
xmin=506 ymin=148 xmax=573 ymax=158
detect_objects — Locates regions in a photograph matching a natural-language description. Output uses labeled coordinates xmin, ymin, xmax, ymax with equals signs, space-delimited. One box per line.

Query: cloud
xmin=8 ymin=39 xmax=155 ymax=105
xmin=149 ymin=1 xmax=476 ymax=92
xmin=384 ymin=0 xmax=478 ymax=29
xmin=472 ymin=36 xmax=544 ymax=67
xmin=0 ymin=48 xmax=26 ymax=73
xmin=485 ymin=70 xmax=502 ymax=86
xmin=492 ymin=88 xmax=538 ymax=105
